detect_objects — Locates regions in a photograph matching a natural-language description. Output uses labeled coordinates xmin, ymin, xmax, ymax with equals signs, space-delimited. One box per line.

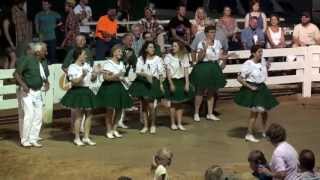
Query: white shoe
xmin=262 ymin=132 xmax=266 ymax=138
xmin=171 ymin=124 xmax=178 ymax=130
xmin=21 ymin=142 xmax=32 ymax=147
xmin=73 ymin=139 xmax=85 ymax=146
xmin=245 ymin=134 xmax=260 ymax=143
xmin=206 ymin=114 xmax=221 ymax=121
xmin=118 ymin=122 xmax=129 ymax=129
xmin=150 ymin=126 xmax=156 ymax=134
xmin=113 ymin=131 xmax=123 ymax=138
xmin=37 ymin=137 xmax=43 ymax=141
xmin=178 ymin=124 xmax=186 ymax=131
xmin=30 ymin=141 xmax=43 ymax=148
xmin=140 ymin=127 xmax=148 ymax=134
xmin=194 ymin=114 xmax=200 ymax=122
xmin=106 ymin=132 xmax=115 ymax=139
xmin=82 ymin=138 xmax=96 ymax=146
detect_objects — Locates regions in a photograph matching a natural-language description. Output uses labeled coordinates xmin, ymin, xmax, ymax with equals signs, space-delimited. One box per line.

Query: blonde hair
xmin=151 ymin=148 xmax=173 ymax=171
xmin=205 ymin=165 xmax=224 ymax=180
xmin=33 ymin=42 xmax=46 ymax=52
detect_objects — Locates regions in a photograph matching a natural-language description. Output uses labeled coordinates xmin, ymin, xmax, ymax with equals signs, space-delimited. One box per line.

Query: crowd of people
xmin=0 ymin=0 xmax=320 ymax=179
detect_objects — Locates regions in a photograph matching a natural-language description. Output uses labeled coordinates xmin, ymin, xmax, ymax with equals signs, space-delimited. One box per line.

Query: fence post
xmin=42 ymin=65 xmax=56 ymax=124
xmin=302 ymin=47 xmax=313 ymax=97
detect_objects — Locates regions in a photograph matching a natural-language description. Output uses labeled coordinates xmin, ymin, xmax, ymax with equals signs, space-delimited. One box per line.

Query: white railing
xmin=1 ymin=46 xmax=320 ymax=124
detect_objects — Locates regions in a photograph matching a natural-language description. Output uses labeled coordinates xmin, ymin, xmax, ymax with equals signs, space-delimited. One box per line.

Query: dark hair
xmin=250 ymin=0 xmax=260 ymax=11
xmin=266 ymin=123 xmax=287 ymax=144
xmin=204 ymin=25 xmax=216 ymax=33
xmin=299 ymin=149 xmax=315 ymax=171
xmin=249 ymin=45 xmax=262 ymax=59
xmin=117 ymin=176 xmax=132 ymax=180
xmin=249 ymin=16 xmax=258 ymax=21
xmin=142 ymin=31 xmax=152 ymax=39
xmin=176 ymin=3 xmax=186 ymax=10
xmin=72 ymin=48 xmax=84 ymax=63
xmin=269 ymin=14 xmax=280 ymax=21
xmin=140 ymin=41 xmax=156 ymax=64
xmin=248 ymin=150 xmax=268 ymax=166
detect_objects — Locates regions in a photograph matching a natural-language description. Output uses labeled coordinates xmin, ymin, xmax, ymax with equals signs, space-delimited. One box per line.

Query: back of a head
xmin=205 ymin=165 xmax=223 ymax=180
xmin=248 ymin=150 xmax=268 ymax=166
xmin=299 ymin=149 xmax=315 ymax=171
xmin=117 ymin=176 xmax=132 ymax=180
xmin=266 ymin=123 xmax=286 ymax=144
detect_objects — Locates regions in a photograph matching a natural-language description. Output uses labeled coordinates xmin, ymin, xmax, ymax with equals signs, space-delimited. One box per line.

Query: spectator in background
xmin=217 ymin=6 xmax=241 ymax=51
xmin=61 ymin=0 xmax=79 ymax=49
xmin=151 ymin=148 xmax=173 ymax=180
xmin=0 ymin=7 xmax=17 ymax=69
xmin=168 ymin=4 xmax=191 ymax=50
xmin=131 ymin=24 xmax=144 ymax=56
xmin=248 ymin=150 xmax=272 ymax=180
xmin=95 ymin=7 xmax=119 ymax=60
xmin=292 ymin=12 xmax=320 ymax=47
xmin=244 ymin=0 xmax=267 ymax=32
xmin=241 ymin=16 xmax=265 ymax=50
xmin=266 ymin=14 xmax=285 ymax=49
xmin=296 ymin=149 xmax=320 ymax=180
xmin=191 ymin=7 xmax=207 ymax=37
xmin=11 ymin=0 xmax=33 ymax=57
xmin=35 ymin=0 xmax=62 ymax=64
xmin=139 ymin=7 xmax=165 ymax=53
xmin=259 ymin=123 xmax=299 ymax=180
xmin=73 ymin=0 xmax=92 ymax=41
xmin=116 ymin=0 xmax=131 ymax=33
xmin=143 ymin=31 xmax=162 ymax=57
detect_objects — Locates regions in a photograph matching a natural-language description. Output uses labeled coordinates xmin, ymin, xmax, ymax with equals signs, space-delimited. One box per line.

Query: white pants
xmin=17 ymin=87 xmax=24 ymax=139
xmin=21 ymin=89 xmax=43 ymax=144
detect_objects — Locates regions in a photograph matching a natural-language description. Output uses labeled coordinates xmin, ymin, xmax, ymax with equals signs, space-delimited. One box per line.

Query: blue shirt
xmin=35 ymin=10 xmax=61 ymax=41
xmin=241 ymin=27 xmax=265 ymax=50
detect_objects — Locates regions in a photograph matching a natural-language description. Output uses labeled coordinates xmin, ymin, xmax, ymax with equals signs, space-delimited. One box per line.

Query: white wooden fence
xmin=1 ymin=46 xmax=320 ymax=124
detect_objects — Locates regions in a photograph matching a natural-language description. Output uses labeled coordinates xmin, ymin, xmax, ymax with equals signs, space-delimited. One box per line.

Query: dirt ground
xmin=0 ymin=94 xmax=320 ymax=180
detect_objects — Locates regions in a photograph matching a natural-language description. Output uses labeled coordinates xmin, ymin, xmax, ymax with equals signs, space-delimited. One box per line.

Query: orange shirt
xmin=95 ymin=15 xmax=118 ymax=40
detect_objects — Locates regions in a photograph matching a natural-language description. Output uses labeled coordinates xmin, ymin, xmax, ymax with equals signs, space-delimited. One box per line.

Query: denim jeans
xmin=44 ymin=39 xmax=57 ymax=64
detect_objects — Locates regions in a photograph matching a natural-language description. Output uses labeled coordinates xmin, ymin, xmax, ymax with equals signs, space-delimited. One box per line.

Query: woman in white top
xmin=129 ymin=41 xmax=165 ymax=134
xmin=191 ymin=7 xmax=207 ymax=37
xmin=234 ymin=45 xmax=279 ymax=143
xmin=266 ymin=14 xmax=285 ymax=49
xmin=191 ymin=25 xmax=230 ymax=122
xmin=61 ymin=48 xmax=98 ymax=146
xmin=164 ymin=41 xmax=195 ymax=131
xmin=96 ymin=44 xmax=133 ymax=139
xmin=151 ymin=148 xmax=173 ymax=180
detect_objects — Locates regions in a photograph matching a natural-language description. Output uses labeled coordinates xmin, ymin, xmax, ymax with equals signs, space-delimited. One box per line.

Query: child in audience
xmin=151 ymin=148 xmax=173 ymax=180
xmin=248 ymin=150 xmax=272 ymax=180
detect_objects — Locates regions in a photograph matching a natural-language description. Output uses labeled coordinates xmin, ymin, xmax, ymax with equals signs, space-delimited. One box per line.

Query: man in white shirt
xmin=74 ymin=0 xmax=92 ymax=40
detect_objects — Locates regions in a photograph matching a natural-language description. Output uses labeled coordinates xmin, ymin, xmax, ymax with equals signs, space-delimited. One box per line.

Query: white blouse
xmin=67 ymin=63 xmax=92 ymax=87
xmin=154 ymin=165 xmax=168 ymax=180
xmin=136 ymin=56 xmax=165 ymax=80
xmin=197 ymin=40 xmax=222 ymax=62
xmin=164 ymin=54 xmax=190 ymax=79
xmin=240 ymin=58 xmax=268 ymax=84
xmin=103 ymin=59 xmax=126 ymax=77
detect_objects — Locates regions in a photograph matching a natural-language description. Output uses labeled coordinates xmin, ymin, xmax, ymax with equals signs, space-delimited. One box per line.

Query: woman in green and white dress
xmin=164 ymin=41 xmax=195 ymax=131
xmin=191 ymin=25 xmax=230 ymax=122
xmin=129 ymin=41 xmax=165 ymax=134
xmin=61 ymin=48 xmax=98 ymax=146
xmin=234 ymin=45 xmax=279 ymax=143
xmin=96 ymin=44 xmax=133 ymax=139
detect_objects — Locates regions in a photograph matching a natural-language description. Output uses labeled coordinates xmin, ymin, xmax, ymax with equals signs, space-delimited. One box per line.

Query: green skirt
xmin=164 ymin=78 xmax=195 ymax=103
xmin=61 ymin=87 xmax=97 ymax=109
xmin=129 ymin=75 xmax=164 ymax=100
xmin=96 ymin=81 xmax=133 ymax=109
xmin=234 ymin=83 xmax=279 ymax=110
xmin=191 ymin=61 xmax=226 ymax=91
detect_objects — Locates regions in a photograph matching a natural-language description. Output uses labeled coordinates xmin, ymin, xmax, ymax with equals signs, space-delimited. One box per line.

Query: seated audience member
xmin=139 ymin=7 xmax=165 ymax=52
xmin=191 ymin=7 xmax=208 ymax=37
xmin=151 ymin=148 xmax=173 ymax=180
xmin=295 ymin=149 xmax=320 ymax=180
xmin=248 ymin=150 xmax=272 ymax=180
xmin=217 ymin=6 xmax=241 ymax=50
xmin=95 ymin=7 xmax=120 ymax=60
xmin=241 ymin=16 xmax=265 ymax=50
xmin=266 ymin=14 xmax=285 ymax=49
xmin=244 ymin=0 xmax=267 ymax=32
xmin=259 ymin=123 xmax=299 ymax=180
xmin=116 ymin=0 xmax=131 ymax=33
xmin=143 ymin=31 xmax=162 ymax=56
xmin=292 ymin=12 xmax=320 ymax=47
xmin=205 ymin=165 xmax=238 ymax=180
xmin=131 ymin=24 xmax=144 ymax=56
xmin=168 ymin=4 xmax=192 ymax=50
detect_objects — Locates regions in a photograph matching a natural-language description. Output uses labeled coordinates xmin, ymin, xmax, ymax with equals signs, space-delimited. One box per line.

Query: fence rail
xmin=1 ymin=46 xmax=320 ymax=124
